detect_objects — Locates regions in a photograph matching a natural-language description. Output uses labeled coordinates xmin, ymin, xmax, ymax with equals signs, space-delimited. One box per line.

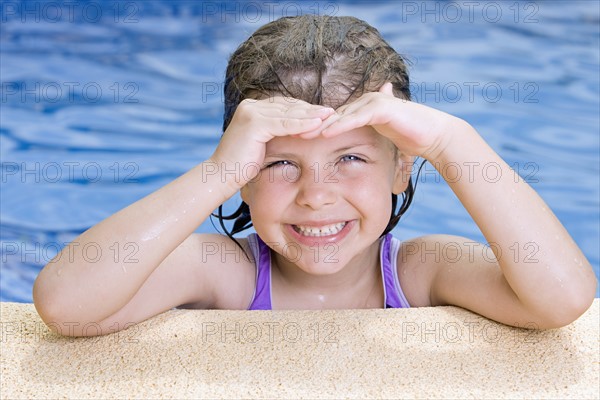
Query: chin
xmin=291 ymin=254 xmax=350 ymax=276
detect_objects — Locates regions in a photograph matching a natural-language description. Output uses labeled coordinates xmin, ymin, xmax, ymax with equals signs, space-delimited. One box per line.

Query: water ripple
xmin=2 ymin=0 xmax=598 ymax=302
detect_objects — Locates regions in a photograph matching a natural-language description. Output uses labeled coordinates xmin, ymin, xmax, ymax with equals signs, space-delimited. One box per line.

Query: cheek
xmin=248 ymin=183 xmax=292 ymax=208
xmin=338 ymin=161 xmax=396 ymax=190
xmin=339 ymin=166 xmax=394 ymax=221
xmin=243 ymin=188 xmax=273 ymax=239
xmin=243 ymin=174 xmax=294 ymax=226
xmin=354 ymin=180 xmax=392 ymax=214
xmin=246 ymin=167 xmax=299 ymax=197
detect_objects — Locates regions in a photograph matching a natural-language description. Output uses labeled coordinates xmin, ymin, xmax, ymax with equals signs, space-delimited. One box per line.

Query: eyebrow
xmin=331 ymin=142 xmax=378 ymax=154
xmin=266 ymin=142 xmax=379 ymax=159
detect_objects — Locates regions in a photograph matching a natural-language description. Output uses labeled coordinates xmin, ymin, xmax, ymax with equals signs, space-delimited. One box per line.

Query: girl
xmin=33 ymin=15 xmax=597 ymax=337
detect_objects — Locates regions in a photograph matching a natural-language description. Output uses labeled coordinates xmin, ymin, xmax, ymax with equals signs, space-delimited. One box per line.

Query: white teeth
xmin=294 ymin=222 xmax=346 ymax=237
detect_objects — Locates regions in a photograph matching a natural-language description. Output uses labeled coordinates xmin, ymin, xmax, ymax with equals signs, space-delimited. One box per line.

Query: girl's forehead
xmin=266 ymin=126 xmax=394 ymax=155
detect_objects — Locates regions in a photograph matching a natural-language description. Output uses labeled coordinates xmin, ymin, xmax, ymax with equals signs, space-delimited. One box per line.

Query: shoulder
xmin=397 ymin=234 xmax=488 ymax=264
xmin=177 ymin=233 xmax=257 ymax=310
xmin=394 ymin=234 xmax=492 ymax=307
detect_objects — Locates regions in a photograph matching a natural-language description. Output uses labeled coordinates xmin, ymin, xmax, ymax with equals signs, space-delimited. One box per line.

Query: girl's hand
xmin=316 ymin=82 xmax=458 ymax=161
xmin=211 ymin=97 xmax=334 ymax=190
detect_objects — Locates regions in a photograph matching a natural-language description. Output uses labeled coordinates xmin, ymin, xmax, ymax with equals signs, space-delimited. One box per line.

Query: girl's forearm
xmin=33 ymin=160 xmax=237 ymax=323
xmin=430 ymin=118 xmax=597 ymax=320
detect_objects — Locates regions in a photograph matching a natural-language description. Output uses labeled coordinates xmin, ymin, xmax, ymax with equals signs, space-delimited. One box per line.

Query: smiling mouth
xmin=292 ymin=222 xmax=347 ymax=237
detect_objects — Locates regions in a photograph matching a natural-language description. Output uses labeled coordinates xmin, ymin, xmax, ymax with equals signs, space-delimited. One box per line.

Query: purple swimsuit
xmin=246 ymin=233 xmax=411 ymax=310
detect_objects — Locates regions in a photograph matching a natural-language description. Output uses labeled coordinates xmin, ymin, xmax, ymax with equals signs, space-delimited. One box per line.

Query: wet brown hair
xmin=223 ymin=15 xmax=411 ymax=130
xmin=215 ymin=15 xmax=418 ymax=240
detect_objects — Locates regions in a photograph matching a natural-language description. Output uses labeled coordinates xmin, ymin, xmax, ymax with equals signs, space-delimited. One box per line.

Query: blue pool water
xmin=1 ymin=0 xmax=599 ymax=302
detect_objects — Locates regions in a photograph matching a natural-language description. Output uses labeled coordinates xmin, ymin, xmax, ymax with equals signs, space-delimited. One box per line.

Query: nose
xmin=295 ymin=164 xmax=338 ymax=210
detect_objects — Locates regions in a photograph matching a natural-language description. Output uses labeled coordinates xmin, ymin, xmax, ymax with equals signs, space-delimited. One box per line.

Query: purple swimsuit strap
xmin=381 ymin=233 xmax=401 ymax=308
xmin=247 ymin=234 xmax=272 ymax=310
xmin=247 ymin=233 xmax=410 ymax=310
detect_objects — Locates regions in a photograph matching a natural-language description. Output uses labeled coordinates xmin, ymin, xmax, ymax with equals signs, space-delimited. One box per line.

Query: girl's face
xmin=241 ymin=126 xmax=409 ymax=275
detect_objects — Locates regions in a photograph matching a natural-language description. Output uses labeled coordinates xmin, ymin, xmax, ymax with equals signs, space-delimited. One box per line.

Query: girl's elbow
xmin=33 ymin=275 xmax=78 ymax=337
xmin=33 ymin=274 xmax=53 ymax=320
xmin=33 ymin=302 xmax=88 ymax=338
xmin=570 ymin=272 xmax=599 ymax=320
xmin=539 ymin=280 xmax=597 ymax=329
xmin=33 ymin=280 xmax=62 ymax=334
xmin=570 ymin=277 xmax=598 ymax=321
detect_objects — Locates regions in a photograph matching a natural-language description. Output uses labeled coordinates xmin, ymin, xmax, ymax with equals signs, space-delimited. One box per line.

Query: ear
xmin=392 ymin=153 xmax=414 ymax=195
xmin=240 ymin=184 xmax=249 ymax=204
xmin=379 ymin=82 xmax=394 ymax=96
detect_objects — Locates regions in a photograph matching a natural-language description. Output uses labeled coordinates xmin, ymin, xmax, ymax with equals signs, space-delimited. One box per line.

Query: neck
xmin=271 ymin=240 xmax=382 ymax=309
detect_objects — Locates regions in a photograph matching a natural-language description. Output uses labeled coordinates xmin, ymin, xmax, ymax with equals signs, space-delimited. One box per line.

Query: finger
xmin=333 ymin=94 xmax=374 ymax=120
xmin=260 ymin=103 xmax=334 ymax=120
xmin=334 ymin=101 xmax=361 ymax=118
xmin=320 ymin=96 xmax=377 ymax=137
xmin=256 ymin=101 xmax=334 ymax=138
xmin=322 ymin=110 xmax=373 ymax=138
xmin=297 ymin=113 xmax=341 ymax=139
xmin=309 ymin=106 xmax=336 ymax=120
xmin=267 ymin=117 xmax=324 ymax=137
xmin=239 ymin=97 xmax=330 ymax=122
xmin=262 ymin=96 xmax=334 ymax=113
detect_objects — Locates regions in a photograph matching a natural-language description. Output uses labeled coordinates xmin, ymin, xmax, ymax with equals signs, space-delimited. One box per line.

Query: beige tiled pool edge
xmin=1 ymin=300 xmax=598 ymax=399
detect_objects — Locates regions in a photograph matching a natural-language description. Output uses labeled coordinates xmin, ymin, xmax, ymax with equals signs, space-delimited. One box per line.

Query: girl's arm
xmin=321 ymin=83 xmax=597 ymax=328
xmin=33 ymin=97 xmax=334 ymax=335
xmin=424 ymin=118 xmax=597 ymax=328
xmin=33 ymin=162 xmax=237 ymax=330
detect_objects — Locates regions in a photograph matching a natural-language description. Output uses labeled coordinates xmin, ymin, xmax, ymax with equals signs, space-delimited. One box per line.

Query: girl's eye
xmin=339 ymin=155 xmax=365 ymax=163
xmin=265 ymin=160 xmax=293 ymax=168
